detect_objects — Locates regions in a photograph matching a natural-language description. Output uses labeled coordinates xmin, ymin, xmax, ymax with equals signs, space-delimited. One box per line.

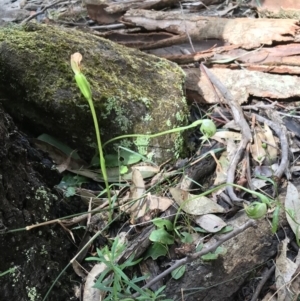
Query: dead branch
xmin=200 ymin=63 xmax=252 ymax=203
xmin=252 ymin=113 xmax=290 ymax=179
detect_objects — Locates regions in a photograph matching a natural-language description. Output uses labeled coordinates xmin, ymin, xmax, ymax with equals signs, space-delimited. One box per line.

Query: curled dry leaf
xmin=211 ymin=130 xmax=242 ymax=141
xmin=264 ymin=123 xmax=278 ymax=162
xmin=128 ymin=168 xmax=146 ymax=223
xmin=250 ymin=129 xmax=266 ymax=165
xmin=76 ymin=188 xmax=106 ymax=207
xmin=121 ymin=168 xmax=173 ymax=223
xmin=170 ymin=187 xmax=225 ymax=215
xmin=214 ymin=151 xmax=229 ymax=185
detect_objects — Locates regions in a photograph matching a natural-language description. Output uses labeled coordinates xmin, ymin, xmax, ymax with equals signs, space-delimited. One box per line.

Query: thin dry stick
xmin=179 ymin=2 xmax=195 ymax=53
xmin=132 ymin=219 xmax=257 ymax=298
xmin=200 ymin=63 xmax=252 ymax=203
xmin=242 ymin=102 xmax=277 ymax=111
xmin=21 ymin=0 xmax=66 ymax=24
xmin=250 ymin=264 xmax=275 ymax=301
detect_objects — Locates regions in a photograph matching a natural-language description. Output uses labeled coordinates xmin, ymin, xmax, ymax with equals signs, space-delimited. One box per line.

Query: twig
xmin=21 ymin=0 xmax=66 ymax=24
xmin=245 ymin=143 xmax=254 ymax=191
xmin=200 ymin=63 xmax=252 ymax=203
xmin=252 ymin=114 xmax=289 ymax=179
xmin=90 ymin=23 xmax=125 ymax=30
xmin=132 ymin=219 xmax=257 ymax=298
xmin=250 ymin=265 xmax=275 ymax=301
xmin=179 ymin=2 xmax=195 ymax=53
xmin=242 ymin=102 xmax=277 ymax=111
xmin=278 ymin=112 xmax=300 ymax=119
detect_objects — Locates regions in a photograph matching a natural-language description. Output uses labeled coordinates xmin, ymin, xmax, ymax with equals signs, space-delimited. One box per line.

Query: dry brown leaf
xmin=275 ymin=238 xmax=300 ymax=301
xmin=146 ymin=194 xmax=173 ymax=211
xmin=212 ymin=131 xmax=242 ymax=141
xmin=170 ymin=187 xmax=225 ymax=215
xmin=213 ymin=151 xmax=228 ymax=185
xmin=76 ymin=188 xmax=106 ymax=207
xmin=264 ymin=123 xmax=278 ymax=162
xmin=250 ymin=130 xmax=266 ymax=165
xmin=33 ymin=138 xmax=88 ymax=170
xmin=285 ymin=182 xmax=300 ymax=239
xmin=195 ymin=214 xmax=227 ymax=233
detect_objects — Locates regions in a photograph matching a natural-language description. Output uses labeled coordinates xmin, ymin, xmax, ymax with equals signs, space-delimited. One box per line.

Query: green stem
xmin=103 ymin=120 xmax=203 ymax=148
xmin=87 ymin=97 xmax=112 ymax=222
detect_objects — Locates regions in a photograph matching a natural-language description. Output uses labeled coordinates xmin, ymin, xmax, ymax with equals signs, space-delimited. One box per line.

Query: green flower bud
xmin=70 ymin=52 xmax=82 ymax=75
xmin=244 ymin=202 xmax=267 ymax=219
xmin=75 ymin=73 xmax=92 ymax=101
xmin=200 ymin=119 xmax=217 ymax=139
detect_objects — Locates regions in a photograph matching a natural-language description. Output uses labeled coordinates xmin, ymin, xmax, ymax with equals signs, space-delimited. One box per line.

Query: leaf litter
xmin=7 ymin=0 xmax=300 ymax=300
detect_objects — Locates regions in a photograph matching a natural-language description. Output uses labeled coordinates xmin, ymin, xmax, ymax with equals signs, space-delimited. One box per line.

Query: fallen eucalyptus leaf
xmin=195 ymin=214 xmax=227 ymax=233
xmin=170 ymin=188 xmax=225 ymax=215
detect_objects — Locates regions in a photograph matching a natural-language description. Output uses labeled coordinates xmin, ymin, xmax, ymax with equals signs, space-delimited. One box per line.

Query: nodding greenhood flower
xmin=200 ymin=119 xmax=217 ymax=140
xmin=244 ymin=202 xmax=267 ymax=219
xmin=71 ymin=52 xmax=92 ymax=101
xmin=257 ymin=193 xmax=271 ymax=206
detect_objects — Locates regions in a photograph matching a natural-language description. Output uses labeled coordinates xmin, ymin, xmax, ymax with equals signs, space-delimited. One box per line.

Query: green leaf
xmin=193 ymin=227 xmax=208 ymax=233
xmin=65 ymin=186 xmax=76 ymax=197
xmin=217 ymin=225 xmax=234 ymax=234
xmin=58 ymin=174 xmax=89 ymax=188
xmin=119 ymin=165 xmax=128 ymax=175
xmin=180 ymin=232 xmax=193 ymax=243
xmin=201 ymin=252 xmax=218 ymax=261
xmin=272 ymin=206 xmax=280 ymax=234
xmin=215 ymin=246 xmax=227 ymax=255
xmin=196 ymin=243 xmax=203 ymax=252
xmin=149 ymin=229 xmax=174 ymax=245
xmin=201 ymin=246 xmax=227 ymax=261
xmin=37 ymin=133 xmax=80 ymax=159
xmin=93 ymin=278 xmax=114 ymax=292
xmin=119 ymin=256 xmax=142 ymax=268
xmin=122 ymin=277 xmax=146 ymax=296
xmin=104 ymin=154 xmax=120 ymax=167
xmin=171 ymin=265 xmax=186 ymax=279
xmin=119 ymin=148 xmax=144 ymax=165
xmin=145 ymin=242 xmax=168 ymax=260
xmin=152 ymin=218 xmax=173 ymax=231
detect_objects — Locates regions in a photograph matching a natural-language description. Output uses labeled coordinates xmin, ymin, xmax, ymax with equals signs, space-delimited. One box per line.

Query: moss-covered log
xmin=0 ymin=23 xmax=188 ymax=163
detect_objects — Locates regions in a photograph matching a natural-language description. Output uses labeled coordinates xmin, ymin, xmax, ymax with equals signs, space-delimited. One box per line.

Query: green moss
xmin=0 ymin=24 xmax=188 ymax=163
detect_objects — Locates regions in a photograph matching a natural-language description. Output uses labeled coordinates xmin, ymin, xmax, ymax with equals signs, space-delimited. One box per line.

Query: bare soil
xmin=0 ymin=105 xmax=82 ymax=301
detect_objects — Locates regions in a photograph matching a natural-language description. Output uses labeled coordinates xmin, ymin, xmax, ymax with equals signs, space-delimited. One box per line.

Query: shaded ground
xmin=0 ymin=105 xmax=82 ymax=301
xmin=1 ymin=1 xmax=300 ymax=301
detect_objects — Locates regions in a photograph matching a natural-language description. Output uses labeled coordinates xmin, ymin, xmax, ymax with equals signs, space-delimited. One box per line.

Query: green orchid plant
xmin=70 ymin=52 xmax=112 ymax=221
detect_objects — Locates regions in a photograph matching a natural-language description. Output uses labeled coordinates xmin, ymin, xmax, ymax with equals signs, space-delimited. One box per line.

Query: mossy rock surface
xmin=0 ymin=23 xmax=188 ymax=163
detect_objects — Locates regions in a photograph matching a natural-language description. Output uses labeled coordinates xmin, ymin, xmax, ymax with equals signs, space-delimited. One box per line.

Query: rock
xmin=0 ymin=23 xmax=188 ymax=164
xmin=164 ymin=212 xmax=277 ymax=301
